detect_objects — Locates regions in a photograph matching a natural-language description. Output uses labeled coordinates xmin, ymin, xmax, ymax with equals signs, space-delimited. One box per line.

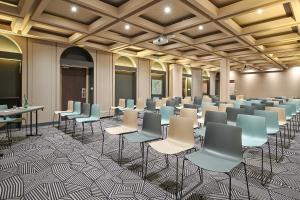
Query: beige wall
xmin=232 ymin=67 xmax=300 ymax=98
xmin=191 ymin=68 xmax=202 ymax=97
xmin=137 ymin=58 xmax=151 ymax=100
xmin=169 ymin=64 xmax=183 ymax=97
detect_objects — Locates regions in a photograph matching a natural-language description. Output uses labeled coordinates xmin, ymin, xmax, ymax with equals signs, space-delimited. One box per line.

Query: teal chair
xmin=160 ymin=106 xmax=174 ymax=137
xmin=254 ymin=110 xmax=283 ymax=162
xmin=0 ymin=105 xmax=19 ymax=143
xmin=278 ymin=104 xmax=294 ymax=140
xmin=237 ymin=114 xmax=272 ymax=185
xmin=286 ymin=102 xmax=298 ymax=133
xmin=61 ymin=101 xmax=81 ymax=130
xmin=76 ymin=104 xmax=104 ymax=146
xmin=233 ymin=100 xmax=244 ymax=108
xmin=124 ymin=112 xmax=162 ymax=176
xmin=66 ymin=103 xmax=91 ymax=134
xmin=180 ymin=122 xmax=250 ymax=200
xmin=126 ymin=99 xmax=135 ymax=109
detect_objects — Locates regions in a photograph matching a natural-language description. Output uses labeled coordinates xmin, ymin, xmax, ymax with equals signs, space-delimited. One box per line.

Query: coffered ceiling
xmin=0 ymin=0 xmax=299 ymax=72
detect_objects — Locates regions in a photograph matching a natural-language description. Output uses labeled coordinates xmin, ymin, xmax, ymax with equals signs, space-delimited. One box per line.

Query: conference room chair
xmin=184 ymin=96 xmax=192 ymax=103
xmin=230 ymin=95 xmax=236 ymax=100
xmin=226 ymin=107 xmax=246 ymax=126
xmin=193 ymin=96 xmax=202 ymax=107
xmin=237 ymin=114 xmax=272 ymax=185
xmin=110 ymin=98 xmax=126 ymax=119
xmin=161 ymin=97 xmax=168 ymax=106
xmin=166 ymin=99 xmax=176 ymax=107
xmin=155 ymin=99 xmax=163 ymax=110
xmin=183 ymin=104 xmax=197 ymax=109
xmin=104 ymin=110 xmax=138 ymax=163
xmin=174 ymin=97 xmax=182 ymax=105
xmin=278 ymin=104 xmax=294 ymax=140
xmin=181 ymin=98 xmax=191 ymax=106
xmin=236 ymin=95 xmax=245 ymax=101
xmin=252 ymin=103 xmax=266 ymax=110
xmin=66 ymin=103 xmax=91 ymax=134
xmin=195 ymin=111 xmax=227 ymax=141
xmin=219 ymin=103 xmax=233 ymax=112
xmin=52 ymin=100 xmax=73 ymax=127
xmin=144 ymin=116 xmax=195 ymax=198
xmin=126 ymin=99 xmax=135 ymax=110
xmin=60 ymin=101 xmax=81 ymax=130
xmin=124 ymin=112 xmax=162 ymax=176
xmin=266 ymin=106 xmax=290 ymax=148
xmin=180 ymin=108 xmax=198 ymax=129
xmin=286 ymin=102 xmax=299 ymax=133
xmin=153 ymin=97 xmax=160 ymax=102
xmin=240 ymin=105 xmax=255 ymax=115
xmin=0 ymin=104 xmax=27 ymax=135
xmin=255 ymin=110 xmax=284 ymax=162
xmin=146 ymin=100 xmax=156 ymax=112
xmin=202 ymin=95 xmax=212 ymax=103
xmin=265 ymin=102 xmax=274 ymax=107
xmin=180 ymin=122 xmax=250 ymax=200
xmin=198 ymin=105 xmax=218 ymax=125
xmin=160 ymin=106 xmax=175 ymax=136
xmin=75 ymin=104 xmax=104 ymax=145
xmin=233 ymin=100 xmax=245 ymax=108
xmin=135 ymin=99 xmax=145 ymax=114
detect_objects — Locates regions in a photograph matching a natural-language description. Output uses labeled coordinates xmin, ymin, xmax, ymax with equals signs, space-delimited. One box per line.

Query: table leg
xmin=35 ymin=110 xmax=38 ymax=136
xmin=27 ymin=111 xmax=33 ymax=136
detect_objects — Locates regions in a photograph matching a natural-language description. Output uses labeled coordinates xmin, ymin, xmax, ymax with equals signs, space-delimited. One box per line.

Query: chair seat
xmin=242 ymin=135 xmax=267 ymax=147
xmin=76 ymin=117 xmax=99 ymax=123
xmin=105 ymin=126 xmax=137 ymax=135
xmin=54 ymin=110 xmax=72 ymax=115
xmin=149 ymin=139 xmax=194 ymax=155
xmin=125 ymin=131 xmax=161 ymax=143
xmin=267 ymin=128 xmax=279 ymax=135
xmin=0 ymin=117 xmax=16 ymax=123
xmin=161 ymin=119 xmax=170 ymax=126
xmin=67 ymin=114 xmax=89 ymax=120
xmin=185 ymin=149 xmax=242 ymax=173
xmin=286 ymin=116 xmax=292 ymax=121
xmin=194 ymin=127 xmax=205 ymax=137
xmin=227 ymin=121 xmax=236 ymax=126
xmin=61 ymin=112 xmax=80 ymax=117
xmin=279 ymin=121 xmax=287 ymax=126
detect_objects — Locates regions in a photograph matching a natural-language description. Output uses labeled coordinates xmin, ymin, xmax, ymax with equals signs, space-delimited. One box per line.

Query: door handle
xmin=82 ymin=88 xmax=86 ymax=98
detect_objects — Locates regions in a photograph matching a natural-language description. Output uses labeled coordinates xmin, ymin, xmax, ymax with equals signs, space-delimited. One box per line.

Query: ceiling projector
xmin=153 ymin=35 xmax=175 ymax=46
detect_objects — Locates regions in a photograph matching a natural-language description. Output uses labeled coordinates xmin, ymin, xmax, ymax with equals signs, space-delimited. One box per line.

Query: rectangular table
xmin=0 ymin=106 xmax=44 ymax=136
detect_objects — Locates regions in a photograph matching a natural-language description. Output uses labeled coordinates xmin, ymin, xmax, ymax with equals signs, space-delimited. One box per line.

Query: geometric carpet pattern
xmin=0 ymin=118 xmax=300 ymax=200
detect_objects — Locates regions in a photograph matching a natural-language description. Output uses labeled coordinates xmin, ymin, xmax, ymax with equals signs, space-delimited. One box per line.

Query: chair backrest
xmin=204 ymin=111 xmax=227 ymax=126
xmin=142 ymin=112 xmax=162 ymax=137
xmin=123 ymin=110 xmax=138 ymax=129
xmin=193 ymin=96 xmax=202 ymax=106
xmin=184 ymin=104 xmax=197 ymax=109
xmin=0 ymin=104 xmax=8 ymax=110
xmin=230 ymin=95 xmax=236 ymax=100
xmin=184 ymin=96 xmax=192 ymax=102
xmin=265 ymin=106 xmax=286 ymax=124
xmin=236 ymin=114 xmax=267 ymax=141
xmin=136 ymin=99 xmax=145 ymax=110
xmin=82 ymin=103 xmax=91 ymax=116
xmin=236 ymin=95 xmax=245 ymax=100
xmin=240 ymin=105 xmax=255 ymax=115
xmin=174 ymin=97 xmax=181 ymax=105
xmin=161 ymin=97 xmax=169 ymax=105
xmin=160 ymin=106 xmax=174 ymax=120
xmin=265 ymin=101 xmax=274 ymax=107
xmin=233 ymin=100 xmax=245 ymax=108
xmin=118 ymin=99 xmax=126 ymax=108
xmin=226 ymin=107 xmax=246 ymax=122
xmin=286 ymin=102 xmax=297 ymax=115
xmin=181 ymin=98 xmax=191 ymax=105
xmin=168 ymin=116 xmax=194 ymax=147
xmin=278 ymin=104 xmax=292 ymax=118
xmin=91 ymin=104 xmax=101 ymax=119
xmin=272 ymin=100 xmax=280 ymax=106
xmin=202 ymin=105 xmax=218 ymax=119
xmin=219 ymin=103 xmax=233 ymax=112
xmin=180 ymin=108 xmax=198 ymax=127
xmin=67 ymin=101 xmax=74 ymax=112
xmin=155 ymin=99 xmax=163 ymax=108
xmin=146 ymin=100 xmax=156 ymax=111
xmin=252 ymin=103 xmax=265 ymax=110
xmin=204 ymin=122 xmax=242 ymax=160
xmin=153 ymin=97 xmax=160 ymax=102
xmin=126 ymin=99 xmax=135 ymax=109
xmin=202 ymin=95 xmax=212 ymax=103
xmin=74 ymin=101 xmax=81 ymax=113
xmin=254 ymin=110 xmax=279 ymax=131
xmin=166 ymin=99 xmax=176 ymax=107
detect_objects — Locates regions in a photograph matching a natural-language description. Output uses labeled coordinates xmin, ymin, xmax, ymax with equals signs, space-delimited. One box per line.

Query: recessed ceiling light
xmin=164 ymin=6 xmax=171 ymax=14
xmin=198 ymin=25 xmax=204 ymax=30
xmin=124 ymin=24 xmax=130 ymax=30
xmin=269 ymin=53 xmax=273 ymax=57
xmin=71 ymin=6 xmax=77 ymax=12
xmin=256 ymin=8 xmax=263 ymax=14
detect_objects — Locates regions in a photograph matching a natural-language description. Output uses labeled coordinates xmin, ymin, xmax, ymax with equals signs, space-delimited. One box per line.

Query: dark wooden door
xmin=61 ymin=68 xmax=86 ymax=110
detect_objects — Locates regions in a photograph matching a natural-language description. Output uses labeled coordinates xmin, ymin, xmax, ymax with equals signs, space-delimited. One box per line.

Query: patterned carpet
xmin=0 ymin=117 xmax=299 ymax=200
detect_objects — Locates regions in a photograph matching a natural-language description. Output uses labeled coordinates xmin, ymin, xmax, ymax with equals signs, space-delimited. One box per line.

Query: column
xmin=169 ymin=64 xmax=182 ymax=97
xmin=191 ymin=68 xmax=202 ymax=97
xmin=209 ymin=72 xmax=216 ymax=96
xmin=220 ymin=58 xmax=230 ymax=102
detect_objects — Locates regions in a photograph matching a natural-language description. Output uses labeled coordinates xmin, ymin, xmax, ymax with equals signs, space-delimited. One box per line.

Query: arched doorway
xmin=60 ymin=46 xmax=94 ymax=110
xmin=151 ymin=61 xmax=166 ymax=98
xmin=114 ymin=56 xmax=136 ymax=105
xmin=0 ymin=35 xmax=22 ymax=108
xmin=182 ymin=66 xmax=192 ymax=97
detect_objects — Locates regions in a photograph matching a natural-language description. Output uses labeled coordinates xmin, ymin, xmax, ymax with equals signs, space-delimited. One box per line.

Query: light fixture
xmin=269 ymin=53 xmax=273 ymax=57
xmin=164 ymin=6 xmax=171 ymax=14
xmin=71 ymin=6 xmax=77 ymax=12
xmin=198 ymin=25 xmax=204 ymax=30
xmin=256 ymin=8 xmax=263 ymax=14
xmin=124 ymin=24 xmax=130 ymax=30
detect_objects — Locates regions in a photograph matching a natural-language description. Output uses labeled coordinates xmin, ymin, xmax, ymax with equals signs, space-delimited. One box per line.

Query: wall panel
xmin=137 ymin=58 xmax=151 ymax=100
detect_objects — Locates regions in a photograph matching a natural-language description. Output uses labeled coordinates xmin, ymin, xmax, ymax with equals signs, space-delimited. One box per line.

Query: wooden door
xmin=61 ymin=67 xmax=86 ymax=110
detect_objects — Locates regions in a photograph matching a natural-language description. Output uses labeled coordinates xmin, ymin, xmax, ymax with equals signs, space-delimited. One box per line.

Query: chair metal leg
xmin=242 ymin=162 xmax=250 ymax=200
xmin=225 ymin=172 xmax=232 ymax=200
xmin=82 ymin=123 xmax=84 ymax=141
xmin=165 ymin=155 xmax=169 ymax=167
xmin=260 ymin=147 xmax=264 ymax=185
xmin=175 ymin=155 xmax=179 ymax=200
xmin=180 ymin=158 xmax=186 ymax=199
xmin=90 ymin=122 xmax=94 ymax=135
xmin=52 ymin=113 xmax=55 ymax=127
xmin=276 ymin=131 xmax=284 ymax=162
xmin=267 ymin=141 xmax=273 ymax=175
xmin=144 ymin=145 xmax=151 ymax=179
xmin=141 ymin=142 xmax=145 ymax=177
xmin=101 ymin=130 xmax=105 ymax=155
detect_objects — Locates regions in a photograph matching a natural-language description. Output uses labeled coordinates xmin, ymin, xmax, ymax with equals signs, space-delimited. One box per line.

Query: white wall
xmin=234 ymin=67 xmax=300 ymax=98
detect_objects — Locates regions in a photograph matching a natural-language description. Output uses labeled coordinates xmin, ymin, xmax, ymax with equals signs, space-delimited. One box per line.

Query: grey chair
xmin=183 ymin=104 xmax=197 ymax=109
xmin=66 ymin=103 xmax=91 ymax=133
xmin=226 ymin=107 xmax=246 ymax=126
xmin=180 ymin=122 xmax=250 ymax=200
xmin=146 ymin=100 xmax=156 ymax=112
xmin=240 ymin=105 xmax=255 ymax=115
xmin=195 ymin=111 xmax=227 ymax=138
xmin=265 ymin=102 xmax=274 ymax=107
xmin=252 ymin=103 xmax=266 ymax=110
xmin=193 ymin=96 xmax=202 ymax=106
xmin=124 ymin=112 xmax=162 ymax=176
xmin=174 ymin=97 xmax=181 ymax=106
xmin=166 ymin=99 xmax=176 ymax=107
